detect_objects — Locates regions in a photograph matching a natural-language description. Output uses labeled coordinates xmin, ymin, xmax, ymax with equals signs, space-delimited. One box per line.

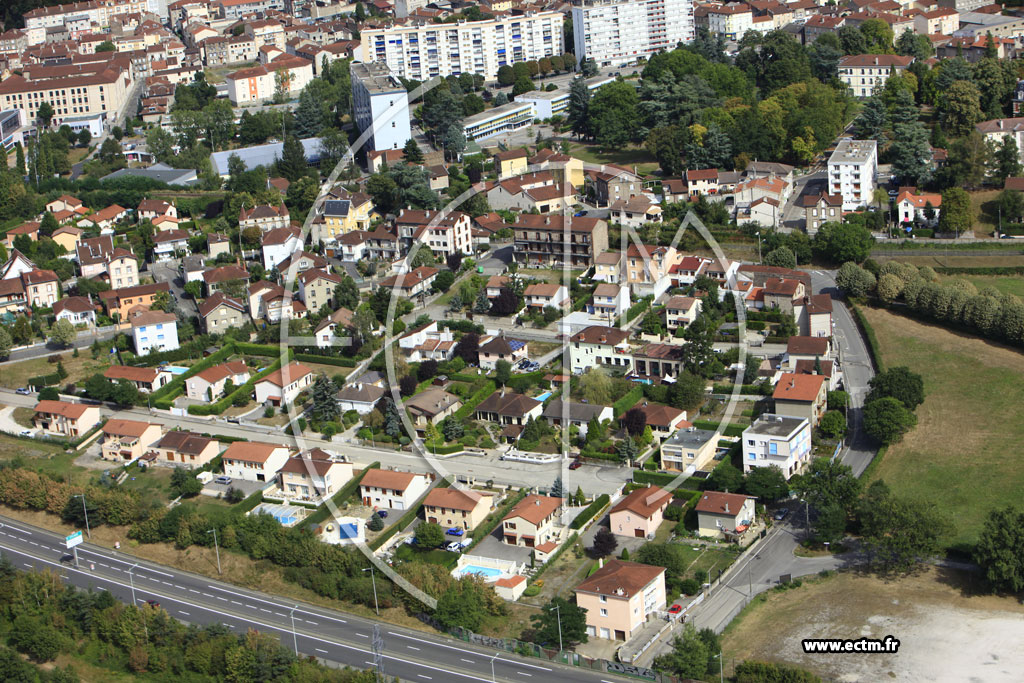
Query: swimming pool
xmin=535 ymin=391 xmax=552 ymax=402
xmin=165 ymin=366 xmax=189 ymax=375
xmin=454 ymin=565 xmax=504 ymax=579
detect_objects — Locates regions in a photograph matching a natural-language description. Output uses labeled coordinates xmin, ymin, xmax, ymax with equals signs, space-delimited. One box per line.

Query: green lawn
xmin=0 ymin=434 xmax=92 ymax=486
xmin=940 ymin=274 xmax=1024 ymax=299
xmin=566 ymin=142 xmax=659 ymax=175
xmin=861 ymin=306 xmax=1024 ymax=549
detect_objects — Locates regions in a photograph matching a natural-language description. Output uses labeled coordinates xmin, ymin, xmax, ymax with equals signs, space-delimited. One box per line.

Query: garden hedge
xmin=612 ymin=385 xmax=643 ymax=418
xmin=569 ymin=494 xmax=609 ymax=530
xmin=453 ymin=380 xmax=497 ymax=420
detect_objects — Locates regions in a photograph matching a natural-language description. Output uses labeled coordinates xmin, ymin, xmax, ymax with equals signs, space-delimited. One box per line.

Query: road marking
xmin=316 ymin=648 xmax=328 ymax=654
xmin=201 ymin=593 xmax=214 ymax=598
xmin=418 ymin=676 xmax=432 ymax=680
xmin=29 ymin=541 xmax=38 ymax=546
xmin=407 ymin=645 xmax=420 ymax=651
xmin=230 ymin=600 xmax=242 ymax=605
xmin=5 ymin=525 xmax=29 ymax=535
xmin=461 ymin=658 xmax=475 ymax=664
xmin=517 ymin=674 xmax=532 ymax=677
xmin=216 ymin=596 xmax=228 ymax=601
xmin=275 ymin=612 xmax=287 ymax=617
xmin=305 ymin=620 xmax=318 ymax=625
xmin=356 ymin=633 xmax=369 ymax=638
xmin=204 ymin=584 xmax=345 ymax=624
xmin=179 ymin=610 xmax=190 ymax=616
xmin=22 ymin=562 xmax=32 ymax=568
xmin=189 ymin=589 xmax=200 ymax=594
xmin=162 ymin=581 xmax=173 ymax=586
xmin=387 ymin=631 xmax=551 ymax=671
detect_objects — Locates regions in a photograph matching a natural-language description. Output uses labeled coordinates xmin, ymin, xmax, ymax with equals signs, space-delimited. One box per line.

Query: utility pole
xmin=552 ymin=602 xmax=563 ymax=653
xmin=207 ymin=528 xmax=221 ymax=574
xmin=290 ymin=605 xmax=299 ymax=655
xmin=73 ymin=494 xmax=91 ymax=539
xmin=363 ymin=565 xmax=379 ymax=616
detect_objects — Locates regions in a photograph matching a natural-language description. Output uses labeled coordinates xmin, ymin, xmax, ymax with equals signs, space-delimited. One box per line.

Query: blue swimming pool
xmin=535 ymin=391 xmax=552 ymax=402
xmin=165 ymin=366 xmax=189 ymax=375
xmin=455 ymin=565 xmax=503 ymax=579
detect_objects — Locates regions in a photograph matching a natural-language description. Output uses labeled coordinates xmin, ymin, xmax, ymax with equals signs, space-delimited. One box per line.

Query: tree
xmin=858 ymin=480 xmax=947 ymax=572
xmin=812 ymin=222 xmax=874 ymax=264
xmin=403 ymin=138 xmax=424 ymax=165
xmin=867 ymin=366 xmax=925 ymax=410
xmin=49 ymin=319 xmax=76 ymax=347
xmin=791 ymin=458 xmax=862 ymax=515
xmin=819 ymin=410 xmax=847 ymax=439
xmin=864 ymin=397 xmax=918 ymax=445
xmin=531 ymin=597 xmax=587 ymax=648
xmin=994 ymin=136 xmax=1022 ymax=180
xmin=705 ymin=460 xmax=744 ymax=493
xmin=146 ymin=125 xmax=175 ymax=163
xmin=835 ymin=262 xmax=876 ymax=298
xmin=974 ymin=506 xmax=1024 ymax=593
xmin=77 ymin=128 xmax=92 ymax=147
xmin=587 ymin=81 xmax=640 ymax=148
xmin=941 ymin=80 xmax=983 ymax=137
xmin=999 ymin=188 xmax=1024 ymax=226
xmin=442 ymin=124 xmax=466 ymax=161
xmin=417 ymin=521 xmax=445 ymax=548
xmin=744 ymin=466 xmax=788 ymax=502
xmin=654 ymin=624 xmax=711 ymax=680
xmin=311 ymin=373 xmax=340 ymax=425
xmin=11 ymin=316 xmax=32 ymax=345
xmin=367 ymin=512 xmax=385 ymax=531
xmin=567 ymin=77 xmax=591 ymax=140
xmin=418 ymin=359 xmax=439 ymax=382
xmin=276 ymin=135 xmax=308 ymax=182
xmin=764 ymin=246 xmax=796 ymax=269
xmin=110 ymin=379 xmax=139 ymax=407
xmin=170 ymin=467 xmax=202 ymax=497
xmin=454 ymin=332 xmax=479 ymax=365
xmin=616 ymin=436 xmax=638 ymax=463
xmin=580 ymin=367 xmax=612 ymax=405
xmin=621 ymin=407 xmax=647 ymax=437
xmin=434 ymin=577 xmax=491 ymax=631
xmin=512 ymin=76 xmax=535 ymax=97
xmin=938 ymin=187 xmax=972 ymax=237
xmin=0 ymin=326 xmax=11 ymax=358
xmin=551 ymin=475 xmax=564 ymax=498
xmin=293 ymin=88 xmax=325 ymax=138
xmin=399 ymin=374 xmax=418 ymax=396
xmin=37 ymin=102 xmax=54 ymax=128
xmin=495 ymin=359 xmax=512 ymax=387
xmin=497 ymin=65 xmax=515 ymax=86
xmin=890 ymin=121 xmax=933 ymax=187
xmin=590 ymin=527 xmax=617 ymax=558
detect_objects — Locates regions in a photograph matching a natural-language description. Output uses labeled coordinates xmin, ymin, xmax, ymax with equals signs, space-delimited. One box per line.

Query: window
xmin=599 ymin=608 xmax=607 ymax=617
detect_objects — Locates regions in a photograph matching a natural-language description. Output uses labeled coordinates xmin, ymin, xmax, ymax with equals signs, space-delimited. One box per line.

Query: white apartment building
xmin=225 ymin=57 xmax=313 ymax=105
xmin=704 ymin=3 xmax=754 ymax=41
xmin=130 ymin=311 xmax=180 ymax=355
xmin=827 ymin=139 xmax=877 ymax=211
xmin=838 ymin=54 xmax=914 ymax=98
xmin=351 ymin=62 xmax=412 ymax=153
xmin=741 ymin=413 xmax=812 ymax=480
xmin=572 ymin=0 xmax=694 ymax=67
xmin=0 ymin=68 xmax=131 ymax=130
xmin=360 ymin=11 xmax=564 ymax=82
xmin=23 ymin=0 xmax=157 ymax=44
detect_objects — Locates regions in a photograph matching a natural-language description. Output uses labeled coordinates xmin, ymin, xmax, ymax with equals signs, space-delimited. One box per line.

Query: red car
xmin=568 ymin=460 xmax=582 ymax=470
xmin=668 ymin=604 xmax=683 ymax=615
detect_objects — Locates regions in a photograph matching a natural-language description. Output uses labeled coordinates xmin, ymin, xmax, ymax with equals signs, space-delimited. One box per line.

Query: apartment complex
xmin=225 ymin=56 xmax=313 ymax=105
xmin=359 ymin=11 xmax=564 ymax=81
xmin=838 ymin=54 xmax=914 ymax=98
xmin=512 ymin=215 xmax=609 ymax=269
xmin=0 ymin=61 xmax=131 ymax=130
xmin=827 ymin=139 xmax=877 ymax=211
xmin=351 ymin=62 xmax=412 ymax=153
xmin=741 ymin=413 xmax=812 ymax=479
xmin=571 ymin=0 xmax=694 ymax=67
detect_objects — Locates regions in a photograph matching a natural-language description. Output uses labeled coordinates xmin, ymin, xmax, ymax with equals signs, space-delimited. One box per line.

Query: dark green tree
xmin=589 ymin=527 xmax=617 ymax=558
xmin=531 ymin=597 xmax=588 ymax=648
xmin=744 ymin=466 xmax=789 ymax=502
xmin=417 ymin=521 xmax=445 ymax=548
xmin=974 ymin=506 xmax=1024 ymax=593
xmin=276 ymin=135 xmax=308 ymax=182
xmin=866 ymin=366 xmax=925 ymax=410
xmin=863 ymin=397 xmax=918 ymax=445
xmin=311 ymin=373 xmax=340 ymax=424
xmin=858 ymin=480 xmax=948 ymax=572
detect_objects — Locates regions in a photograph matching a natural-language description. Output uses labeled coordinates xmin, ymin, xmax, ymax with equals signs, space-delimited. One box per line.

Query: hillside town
xmin=0 ymin=0 xmax=1023 ymax=681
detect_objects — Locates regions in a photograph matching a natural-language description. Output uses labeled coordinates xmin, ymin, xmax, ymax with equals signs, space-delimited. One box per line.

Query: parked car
xmin=773 ymin=508 xmax=789 ymax=521
xmin=444 ymin=542 xmax=462 ymax=553
xmin=668 ymin=603 xmax=683 ymax=615
xmin=18 ymin=429 xmax=32 ymax=437
xmin=568 ymin=460 xmax=582 ymax=470
xmin=446 ymin=527 xmax=464 ymax=536
xmin=215 ymin=476 xmax=232 ymax=485
xmin=59 ymin=553 xmax=74 ymax=564
xmin=15 ymin=388 xmax=31 ymax=395
xmin=377 ymin=510 xmax=388 ymax=518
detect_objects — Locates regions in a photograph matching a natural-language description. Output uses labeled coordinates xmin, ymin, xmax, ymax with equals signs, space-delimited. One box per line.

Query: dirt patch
xmin=722 ymin=568 xmax=1024 ymax=682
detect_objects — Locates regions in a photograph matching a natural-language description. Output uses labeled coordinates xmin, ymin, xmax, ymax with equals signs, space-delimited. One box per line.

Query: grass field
xmin=939 ymin=273 xmax=1024 ymax=298
xmin=860 ymin=306 xmax=1024 ymax=548
xmin=970 ymin=189 xmax=1000 ymax=236
xmin=566 ymin=142 xmax=660 ymax=175
xmin=0 ymin=433 xmax=92 ymax=486
xmin=873 ymin=253 xmax=1024 ymax=268
xmin=0 ymin=353 xmax=110 ymax=390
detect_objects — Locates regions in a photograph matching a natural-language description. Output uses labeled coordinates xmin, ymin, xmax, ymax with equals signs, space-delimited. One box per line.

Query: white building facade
xmin=741 ymin=414 xmax=812 ymax=480
xmin=572 ymin=0 xmax=694 ymax=67
xmin=827 ymin=139 xmax=877 ymax=212
xmin=351 ymin=62 xmax=412 ymax=153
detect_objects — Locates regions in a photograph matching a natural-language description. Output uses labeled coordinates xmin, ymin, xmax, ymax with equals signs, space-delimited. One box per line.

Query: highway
xmin=0 ymin=514 xmax=619 ymax=683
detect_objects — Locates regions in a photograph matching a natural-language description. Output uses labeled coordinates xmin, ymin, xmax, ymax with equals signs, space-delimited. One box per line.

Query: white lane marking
xmin=356 ymin=633 xmax=369 ymax=638
xmin=189 ymin=589 xmax=201 ymax=594
xmin=161 ymin=581 xmax=173 ymax=586
xmin=316 ymin=648 xmax=328 ymax=654
xmin=205 ymin=584 xmax=346 ymax=624
xmin=388 ymin=631 xmax=552 ymax=671
xmin=517 ymin=674 xmax=531 ymax=678
xmin=216 ymin=596 xmax=228 ymax=601
xmin=29 ymin=541 xmax=38 ymax=546
xmin=418 ymin=676 xmax=432 ymax=680
xmin=179 ymin=610 xmax=190 ymax=616
xmin=0 ymin=542 xmax=492 ymax=683
xmin=305 ymin=620 xmax=318 ymax=625
xmin=231 ymin=600 xmax=242 ymax=606
xmin=260 ymin=608 xmax=272 ymax=613
xmin=4 ymin=525 xmax=29 ymax=535
xmin=461 ymin=658 xmax=475 ymax=664
xmin=22 ymin=563 xmax=32 ymax=568
xmin=407 ymin=645 xmax=421 ymax=651
xmin=275 ymin=612 xmax=287 ymax=617
xmin=201 ymin=593 xmax=214 ymax=598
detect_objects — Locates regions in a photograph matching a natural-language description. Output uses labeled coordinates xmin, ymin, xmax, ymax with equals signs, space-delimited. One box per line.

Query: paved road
xmin=781 ymin=169 xmax=825 ymax=232
xmin=0 ymin=514 xmax=618 ymax=683
xmin=149 ymin=258 xmax=199 ymax=319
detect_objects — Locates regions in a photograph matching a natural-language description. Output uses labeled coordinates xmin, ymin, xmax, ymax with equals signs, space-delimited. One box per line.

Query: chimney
xmin=724 ymin=502 xmax=730 ymax=514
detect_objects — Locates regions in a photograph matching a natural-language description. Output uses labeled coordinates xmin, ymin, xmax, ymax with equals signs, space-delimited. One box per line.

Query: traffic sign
xmin=65 ymin=530 xmax=83 ymax=549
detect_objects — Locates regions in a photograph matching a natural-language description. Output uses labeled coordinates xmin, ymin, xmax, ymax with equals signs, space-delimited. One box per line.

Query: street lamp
xmin=73 ymin=494 xmax=90 ymax=539
xmin=128 ymin=563 xmax=139 ymax=607
xmin=490 ymin=651 xmax=500 ymax=683
xmin=207 ymin=528 xmax=221 ymax=575
xmin=755 ymin=231 xmax=762 ymax=263
xmin=290 ymin=605 xmax=299 ymax=655
xmin=550 ymin=602 xmax=563 ymax=653
xmin=713 ymin=652 xmax=724 ymax=683
xmin=363 ymin=566 xmax=380 ymax=616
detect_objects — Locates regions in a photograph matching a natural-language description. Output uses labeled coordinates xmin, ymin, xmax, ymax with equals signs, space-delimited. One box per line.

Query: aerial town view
xmin=0 ymin=0 xmax=1023 ymax=680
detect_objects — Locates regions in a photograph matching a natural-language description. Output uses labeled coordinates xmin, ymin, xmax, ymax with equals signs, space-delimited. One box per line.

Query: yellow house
xmin=530 ymin=148 xmax=585 ymax=189
xmin=493 ymin=148 xmax=528 ymax=179
xmin=423 ymin=487 xmax=494 ymax=531
xmin=321 ymin=191 xmax=377 ymax=239
xmin=52 ymin=226 xmax=83 ymax=252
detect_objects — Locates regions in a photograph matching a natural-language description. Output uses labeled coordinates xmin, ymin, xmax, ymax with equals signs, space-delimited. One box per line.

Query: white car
xmin=18 ymin=429 xmax=33 ymax=437
xmin=445 ymin=542 xmax=462 ymax=553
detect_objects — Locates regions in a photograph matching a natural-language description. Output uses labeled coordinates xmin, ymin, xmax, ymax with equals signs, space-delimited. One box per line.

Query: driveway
xmin=0 ymin=406 xmax=28 ymax=435
xmin=469 ymin=532 xmax=534 ymax=566
xmin=149 ymin=258 xmax=198 ymax=318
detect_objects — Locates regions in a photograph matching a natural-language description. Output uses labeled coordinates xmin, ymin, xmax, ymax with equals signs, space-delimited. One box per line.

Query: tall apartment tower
xmin=827 ymin=139 xmax=878 ymax=211
xmin=350 ymin=62 xmax=412 ymax=153
xmin=571 ymin=0 xmax=695 ymax=67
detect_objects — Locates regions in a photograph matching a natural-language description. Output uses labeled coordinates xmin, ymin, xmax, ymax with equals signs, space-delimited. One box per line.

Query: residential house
xmin=589 ymin=283 xmax=629 ymax=322
xmin=575 ymin=560 xmax=666 ymax=641
xmin=513 ymin=215 xmax=609 ymax=269
xmin=203 ymin=264 xmax=250 ymax=294
xmin=661 ymin=178 xmax=688 ymax=203
xmin=52 ymin=225 xmax=84 ymax=252
xmin=529 ymin=147 xmax=585 ymax=188
xmin=261 ymin=226 xmax=302 ymax=269
xmin=153 ymin=229 xmax=191 ymax=260
xmin=686 ymin=168 xmax=719 ymax=196
xmin=803 ymin=293 xmax=833 ymax=338
xmin=277 ymin=450 xmax=353 ymax=501
xmin=185 ymin=361 xmax=252 ymax=401
xmin=240 ymin=203 xmax=290 ymax=232
xmin=609 ymin=486 xmax=671 ymax=539
xmin=622 ymin=402 xmax=689 ymax=440
xmin=46 ymin=195 xmax=83 ymax=214
xmin=276 ymin=250 xmax=329 ymax=276
xmin=87 ymin=204 xmax=129 ymax=231
xmin=298 ymin=268 xmax=343 ymax=313
xmin=478 ymin=334 xmax=528 ymax=370
xmin=4 ymin=222 xmax=39 ymax=248
xmin=741 ymin=413 xmax=812 ymax=478
xmin=398 ymin=320 xmax=456 ymax=362
xmin=502 ymin=494 xmax=562 ymax=547
xmin=610 ymin=195 xmax=662 ymax=229
xmin=247 ymin=280 xmax=307 ymax=323
xmin=22 ymin=268 xmax=60 ymax=307
xmin=802 ymin=193 xmax=842 ymax=236
xmin=737 ymin=265 xmax=812 ymax=291
xmin=662 ymin=295 xmax=701 ymax=332
xmin=485 ymin=275 xmax=510 ymax=299
xmin=896 ymin=189 xmax=942 ymax=227
xmin=182 ymin=255 xmax=206 ymax=285
xmin=335 ymin=382 xmax=386 ymax=415
xmin=221 ymin=441 xmax=292 ymax=483
xmin=254 ymin=361 xmax=314 ymax=405
xmin=669 ymin=255 xmax=707 ymax=287
xmin=494 ymin=148 xmax=528 ymax=179
xmin=395 ymin=209 xmax=472 ymax=261
xmin=838 ymin=54 xmax=914 ymax=97
xmin=33 ymin=400 xmax=101 ymax=438
xmin=100 ymin=419 xmax=162 ymax=462
xmin=198 ymin=291 xmax=248 ymax=334
xmin=523 ymin=283 xmax=569 ymax=311
xmin=542 ymin=400 xmax=613 ymax=437
xmin=695 ymin=491 xmax=756 ymax=540
xmin=474 ymin=390 xmax=543 ymax=434
xmin=624 ymin=243 xmax=677 ymax=298
xmin=103 ymin=365 xmax=172 ymax=393
xmin=98 ymin=283 xmax=170 ymax=320
xmin=314 ymin=307 xmax=357 ymax=348
xmin=137 ymin=199 xmax=177 ymax=222
xmin=359 ymin=469 xmax=431 ymax=510
xmin=153 ymin=431 xmax=220 ymax=469
xmin=661 ymin=426 xmax=720 ymax=472
xmin=130 ymin=310 xmax=179 ymax=355
xmin=377 ymin=266 xmax=438 ymax=298
xmin=593 ymin=251 xmax=622 ymax=284
xmin=53 ymin=296 xmax=96 ymax=326
xmin=208 ymin=232 xmax=232 ymax=259
xmin=423 ymin=487 xmax=493 ymax=531
xmin=588 ymin=166 xmax=642 ymax=207
xmin=152 ymin=215 xmax=181 ymax=232
xmin=403 ymin=387 xmax=462 ymax=428
xmin=568 ymin=325 xmax=631 ymax=374
xmin=786 ymin=337 xmax=831 ymax=370
xmin=772 ymin=373 xmax=827 ymax=426
xmin=630 ymin=343 xmax=685 ymax=380
xmin=763 ymin=278 xmax=806 ymax=314
xmin=487 ymin=173 xmax=574 ymax=214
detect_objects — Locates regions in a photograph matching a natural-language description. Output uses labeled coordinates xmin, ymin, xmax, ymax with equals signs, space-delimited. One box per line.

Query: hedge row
xmin=468 ymin=488 xmax=526 ymax=548
xmin=612 ymin=385 xmax=644 ymax=418
xmin=569 ymin=493 xmax=610 ymax=530
xmin=453 ymin=380 xmax=497 ymax=420
xmin=506 ymin=370 xmax=545 ymax=393
xmin=691 ymin=419 xmax=745 ymax=437
xmin=294 ymin=353 xmax=357 ymax=368
xmin=233 ymin=342 xmax=283 ymax=357
xmin=848 ymin=303 xmax=883 ymax=372
xmin=128 ymin=342 xmax=208 ymax=366
xmin=150 ymin=344 xmax=236 ymax=406
xmin=234 ymin=489 xmax=265 ymax=515
xmin=187 ymin=353 xmax=291 ymax=415
xmin=529 ymin=531 xmax=577 ymax=583
xmin=712 ymin=383 xmax=766 ymax=395
xmin=306 ymin=462 xmax=380 ymax=526
xmin=29 ymin=371 xmax=64 ymax=388
xmin=421 ymin=442 xmax=464 ymax=455
xmin=933 ymin=265 xmax=1024 ymax=276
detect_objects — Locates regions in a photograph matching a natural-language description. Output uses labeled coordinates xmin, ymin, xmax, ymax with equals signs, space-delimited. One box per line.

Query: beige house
xmin=763 ymin=278 xmax=805 ymax=314
xmin=501 ymin=494 xmax=562 ymax=548
xmin=523 ymin=283 xmax=569 ymax=311
xmin=101 ymin=419 xmax=162 ymax=462
xmin=222 ymin=441 xmax=293 ymax=483
xmin=298 ymin=268 xmax=343 ymax=312
xmin=660 ymin=427 xmax=719 ymax=473
xmin=478 ymin=335 xmax=529 ymax=371
xmin=103 ymin=365 xmax=172 ymax=393
xmin=199 ymin=291 xmax=248 ymax=334
xmin=153 ymin=431 xmax=220 ymax=469
xmin=609 ymin=486 xmax=671 ymax=539
xmin=254 ymin=362 xmax=314 ymax=405
xmin=403 ymin=387 xmax=461 ymax=427
xmin=773 ymin=373 xmax=827 ymax=426
xmin=360 ymin=469 xmax=431 ymax=510
xmin=494 ymin=148 xmax=528 ymax=179
xmin=277 ymin=449 xmax=353 ymax=501
xmin=33 ymin=400 xmax=102 ymax=438
xmin=695 ymin=491 xmax=756 ymax=540
xmin=185 ymin=361 xmax=251 ymax=401
xmin=593 ymin=251 xmax=621 ymax=284
xmin=575 ymin=559 xmax=667 ymax=641
xmin=423 ymin=487 xmax=494 ymax=531
xmin=662 ymin=295 xmax=701 ymax=332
